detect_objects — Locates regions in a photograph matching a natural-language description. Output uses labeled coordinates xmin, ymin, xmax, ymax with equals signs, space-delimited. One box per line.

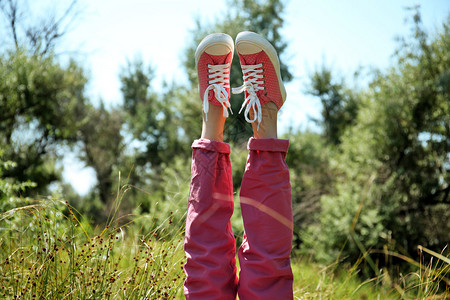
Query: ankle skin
xmin=201 ymin=104 xmax=226 ymax=142
xmin=250 ymin=102 xmax=278 ymax=139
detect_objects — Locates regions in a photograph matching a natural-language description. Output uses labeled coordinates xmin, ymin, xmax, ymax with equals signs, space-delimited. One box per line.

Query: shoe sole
xmin=235 ymin=31 xmax=286 ymax=103
xmin=195 ymin=33 xmax=234 ymax=66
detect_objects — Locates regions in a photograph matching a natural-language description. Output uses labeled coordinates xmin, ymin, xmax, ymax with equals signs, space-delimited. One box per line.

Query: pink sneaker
xmin=195 ymin=33 xmax=234 ymax=121
xmin=232 ymin=31 xmax=287 ymax=130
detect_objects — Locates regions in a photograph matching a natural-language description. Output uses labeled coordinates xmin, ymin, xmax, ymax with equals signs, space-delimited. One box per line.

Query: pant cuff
xmin=192 ymin=138 xmax=231 ymax=154
xmin=247 ymin=137 xmax=289 ymax=153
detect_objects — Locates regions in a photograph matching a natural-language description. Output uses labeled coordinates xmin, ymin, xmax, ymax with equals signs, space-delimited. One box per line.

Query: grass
xmin=0 ymin=194 xmax=186 ymax=299
xmin=1 ymin=192 xmax=449 ymax=299
xmin=291 ymin=258 xmax=390 ymax=299
xmin=290 ymin=249 xmax=450 ymax=299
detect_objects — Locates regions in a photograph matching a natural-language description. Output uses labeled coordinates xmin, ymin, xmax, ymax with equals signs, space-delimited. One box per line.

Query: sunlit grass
xmin=0 ymin=193 xmax=185 ymax=299
xmin=291 ymin=257 xmax=395 ymax=299
xmin=291 ymin=251 xmax=449 ymax=299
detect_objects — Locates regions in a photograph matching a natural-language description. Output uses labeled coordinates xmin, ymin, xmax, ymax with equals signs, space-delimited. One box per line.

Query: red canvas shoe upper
xmin=237 ymin=51 xmax=284 ymax=110
xmin=197 ymin=52 xmax=233 ymax=120
xmin=232 ymin=32 xmax=286 ymax=130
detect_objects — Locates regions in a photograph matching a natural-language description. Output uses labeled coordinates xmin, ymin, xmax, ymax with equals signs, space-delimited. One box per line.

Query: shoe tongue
xmin=238 ymin=51 xmax=264 ymax=65
xmin=207 ymin=52 xmax=232 ymax=65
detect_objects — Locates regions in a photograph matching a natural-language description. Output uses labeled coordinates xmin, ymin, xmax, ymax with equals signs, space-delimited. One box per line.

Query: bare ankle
xmin=201 ymin=105 xmax=226 ymax=141
xmin=251 ymin=102 xmax=278 ymax=139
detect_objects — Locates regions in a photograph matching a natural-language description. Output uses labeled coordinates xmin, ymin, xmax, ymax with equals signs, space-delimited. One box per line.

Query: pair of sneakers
xmin=195 ymin=31 xmax=286 ymax=131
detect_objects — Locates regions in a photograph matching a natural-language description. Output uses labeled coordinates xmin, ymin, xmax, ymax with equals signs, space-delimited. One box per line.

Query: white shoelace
xmin=232 ymin=63 xmax=265 ymax=130
xmin=203 ymin=62 xmax=232 ymax=121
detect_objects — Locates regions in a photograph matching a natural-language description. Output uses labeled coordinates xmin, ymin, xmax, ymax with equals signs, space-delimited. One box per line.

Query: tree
xmin=307 ymin=66 xmax=360 ymax=145
xmin=79 ymin=103 xmax=124 ymax=208
xmin=0 ymin=0 xmax=87 ymax=197
xmin=303 ymin=10 xmax=450 ymax=267
xmin=0 ymin=146 xmax=36 ymax=210
xmin=283 ymin=130 xmax=333 ymax=249
xmin=0 ymin=50 xmax=88 ymax=195
xmin=118 ymin=57 xmax=194 ymax=215
xmin=0 ymin=1 xmax=127 ymax=218
xmin=0 ymin=0 xmax=80 ymax=56
xmin=120 ymin=58 xmax=190 ymax=169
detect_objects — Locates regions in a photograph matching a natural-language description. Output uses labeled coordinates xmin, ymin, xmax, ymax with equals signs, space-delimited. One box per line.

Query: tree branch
xmin=1 ymin=0 xmax=20 ymax=51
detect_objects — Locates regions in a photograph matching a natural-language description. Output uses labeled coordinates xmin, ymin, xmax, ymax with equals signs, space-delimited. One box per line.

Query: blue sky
xmin=10 ymin=0 xmax=450 ymax=194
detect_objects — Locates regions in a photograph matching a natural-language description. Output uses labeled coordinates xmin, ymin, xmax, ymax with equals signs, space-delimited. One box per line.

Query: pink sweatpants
xmin=184 ymin=138 xmax=293 ymax=300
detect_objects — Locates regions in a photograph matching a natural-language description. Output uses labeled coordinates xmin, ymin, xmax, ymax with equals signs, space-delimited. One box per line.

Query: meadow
xmin=1 ymin=187 xmax=448 ymax=299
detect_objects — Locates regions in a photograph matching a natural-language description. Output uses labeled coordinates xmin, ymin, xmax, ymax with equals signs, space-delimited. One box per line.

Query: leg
xmin=233 ymin=31 xmax=294 ymax=299
xmin=237 ymin=103 xmax=294 ymax=300
xmin=184 ymin=136 xmax=238 ymax=299
xmin=184 ymin=33 xmax=238 ymax=299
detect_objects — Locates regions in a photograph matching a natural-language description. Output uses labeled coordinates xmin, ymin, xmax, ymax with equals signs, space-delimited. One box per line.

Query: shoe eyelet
xmin=264 ymin=92 xmax=268 ymax=96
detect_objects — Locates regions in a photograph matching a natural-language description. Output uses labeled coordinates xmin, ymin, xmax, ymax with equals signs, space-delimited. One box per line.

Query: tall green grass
xmin=0 ymin=187 xmax=186 ymax=299
xmin=291 ymin=250 xmax=449 ymax=299
xmin=1 ymin=186 xmax=448 ymax=299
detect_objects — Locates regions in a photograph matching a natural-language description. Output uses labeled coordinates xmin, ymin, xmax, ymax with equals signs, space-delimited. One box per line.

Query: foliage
xmin=291 ymin=251 xmax=450 ymax=299
xmin=0 ymin=50 xmax=88 ymax=196
xmin=118 ymin=58 xmax=194 ymax=225
xmin=0 ymin=148 xmax=36 ymax=211
xmin=283 ymin=130 xmax=334 ymax=249
xmin=0 ymin=197 xmax=185 ymax=299
xmin=78 ymin=103 xmax=124 ymax=208
xmin=120 ymin=58 xmax=191 ymax=169
xmin=131 ymin=156 xmax=190 ymax=238
xmin=307 ymin=66 xmax=360 ymax=145
xmin=302 ymin=11 xmax=450 ymax=270
xmin=0 ymin=0 xmax=127 ymax=214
